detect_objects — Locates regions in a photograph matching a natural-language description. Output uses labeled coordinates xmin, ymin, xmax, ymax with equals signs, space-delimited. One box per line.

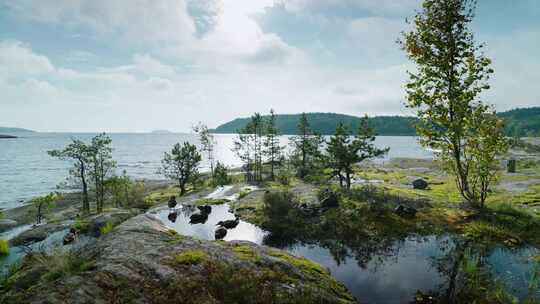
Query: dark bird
xmin=167 ymin=211 xmax=178 ymax=223
xmin=190 ymin=212 xmax=209 ymax=224
xmin=217 ymin=216 xmax=240 ymax=229
xmin=168 ymin=196 xmax=177 ymax=209
xmin=197 ymin=205 xmax=212 ymax=214
xmin=215 ymin=227 xmax=227 ymax=240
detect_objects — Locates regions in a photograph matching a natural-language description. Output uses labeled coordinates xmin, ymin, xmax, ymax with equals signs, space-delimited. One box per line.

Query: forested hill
xmin=498 ymin=107 xmax=540 ymax=137
xmin=213 ymin=107 xmax=540 ymax=136
xmin=213 ymin=113 xmax=418 ymax=135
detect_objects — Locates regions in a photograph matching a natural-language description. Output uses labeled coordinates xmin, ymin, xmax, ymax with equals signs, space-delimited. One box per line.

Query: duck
xmin=215 ymin=227 xmax=227 ymax=240
xmin=190 ymin=212 xmax=209 ymax=224
xmin=197 ymin=205 xmax=212 ymax=214
xmin=216 ymin=215 xmax=240 ymax=229
xmin=167 ymin=211 xmax=178 ymax=223
xmin=168 ymin=196 xmax=177 ymax=209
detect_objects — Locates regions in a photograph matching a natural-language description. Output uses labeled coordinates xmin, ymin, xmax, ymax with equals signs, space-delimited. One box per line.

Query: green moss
xmin=144 ymin=186 xmax=179 ymax=204
xmin=231 ymin=245 xmax=260 ymax=262
xmin=99 ymin=222 xmax=114 ymax=235
xmin=73 ymin=218 xmax=90 ymax=233
xmin=0 ymin=239 xmax=9 ymax=256
xmin=193 ymin=198 xmax=229 ymax=206
xmin=268 ymin=250 xmax=326 ymax=276
xmin=174 ymin=250 xmax=208 ymax=265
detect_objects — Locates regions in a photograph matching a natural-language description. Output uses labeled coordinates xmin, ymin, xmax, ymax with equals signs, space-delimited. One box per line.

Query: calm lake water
xmin=0 ymin=133 xmax=432 ymax=210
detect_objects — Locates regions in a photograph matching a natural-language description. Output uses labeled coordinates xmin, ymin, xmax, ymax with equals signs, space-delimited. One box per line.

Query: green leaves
xmin=399 ymin=0 xmax=508 ymax=206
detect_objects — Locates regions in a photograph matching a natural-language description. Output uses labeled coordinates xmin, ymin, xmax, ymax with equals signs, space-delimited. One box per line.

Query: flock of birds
xmin=166 ymin=196 xmax=240 ymax=240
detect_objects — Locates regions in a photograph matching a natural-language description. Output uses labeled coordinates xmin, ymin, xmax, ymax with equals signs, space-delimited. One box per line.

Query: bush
xmin=0 ymin=240 xmax=9 ymax=256
xmin=213 ymin=162 xmax=230 ymax=187
xmin=99 ymin=222 xmax=114 ymax=235
xmin=263 ymin=190 xmax=296 ymax=219
xmin=276 ymin=168 xmax=293 ymax=186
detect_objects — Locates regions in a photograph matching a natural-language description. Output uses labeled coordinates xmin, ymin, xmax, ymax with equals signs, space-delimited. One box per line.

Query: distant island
xmin=150 ymin=130 xmax=174 ymax=134
xmin=213 ymin=107 xmax=540 ymax=136
xmin=0 ymin=134 xmax=17 ymax=139
xmin=0 ymin=127 xmax=36 ymax=134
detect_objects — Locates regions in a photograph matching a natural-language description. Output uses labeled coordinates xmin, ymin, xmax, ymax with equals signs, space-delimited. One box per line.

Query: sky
xmin=0 ymin=0 xmax=538 ymax=132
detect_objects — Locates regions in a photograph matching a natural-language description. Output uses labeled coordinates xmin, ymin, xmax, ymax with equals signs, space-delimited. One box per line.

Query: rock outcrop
xmin=2 ymin=214 xmax=356 ymax=304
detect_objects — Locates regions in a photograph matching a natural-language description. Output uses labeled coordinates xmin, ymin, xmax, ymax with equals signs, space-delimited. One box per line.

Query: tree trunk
xmin=179 ymin=180 xmax=186 ymax=195
xmin=80 ymin=161 xmax=89 ymax=213
xmin=346 ymin=171 xmax=351 ymax=190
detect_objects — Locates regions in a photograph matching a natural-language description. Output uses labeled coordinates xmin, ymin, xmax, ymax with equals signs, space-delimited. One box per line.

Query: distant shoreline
xmin=0 ymin=134 xmax=17 ymax=139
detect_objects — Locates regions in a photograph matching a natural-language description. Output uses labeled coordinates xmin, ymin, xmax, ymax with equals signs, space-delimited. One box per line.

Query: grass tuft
xmin=0 ymin=240 xmax=9 ymax=256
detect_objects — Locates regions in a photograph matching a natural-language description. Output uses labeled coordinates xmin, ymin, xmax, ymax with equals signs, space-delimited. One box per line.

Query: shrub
xmin=0 ymin=240 xmax=9 ymax=256
xmin=28 ymin=251 xmax=95 ymax=282
xmin=99 ymin=222 xmax=114 ymax=235
xmin=263 ymin=190 xmax=296 ymax=219
xmin=276 ymin=168 xmax=293 ymax=186
xmin=213 ymin=162 xmax=230 ymax=186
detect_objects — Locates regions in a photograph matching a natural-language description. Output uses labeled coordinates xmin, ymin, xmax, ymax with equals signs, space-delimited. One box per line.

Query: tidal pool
xmin=149 ymin=201 xmax=539 ymax=303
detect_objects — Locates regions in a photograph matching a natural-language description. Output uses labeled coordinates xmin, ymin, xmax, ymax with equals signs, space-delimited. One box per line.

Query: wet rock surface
xmin=9 ymin=224 xmax=65 ymax=247
xmin=2 ymin=214 xmax=355 ymax=304
xmin=0 ymin=219 xmax=18 ymax=232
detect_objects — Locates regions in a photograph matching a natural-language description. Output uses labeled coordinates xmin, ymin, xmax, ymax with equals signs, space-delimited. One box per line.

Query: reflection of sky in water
xmin=151 ymin=204 xmax=268 ymax=244
xmin=288 ymin=236 xmax=451 ymax=303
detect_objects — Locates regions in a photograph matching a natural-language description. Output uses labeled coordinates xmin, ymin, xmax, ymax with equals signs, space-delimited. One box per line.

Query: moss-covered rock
xmin=1 ymin=214 xmax=355 ymax=304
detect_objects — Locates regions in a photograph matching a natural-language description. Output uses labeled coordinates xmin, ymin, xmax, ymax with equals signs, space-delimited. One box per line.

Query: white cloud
xmin=0 ymin=41 xmax=55 ymax=76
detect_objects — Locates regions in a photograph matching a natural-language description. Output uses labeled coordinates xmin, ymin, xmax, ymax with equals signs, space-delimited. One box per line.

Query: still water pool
xmin=147 ymin=190 xmax=539 ymax=304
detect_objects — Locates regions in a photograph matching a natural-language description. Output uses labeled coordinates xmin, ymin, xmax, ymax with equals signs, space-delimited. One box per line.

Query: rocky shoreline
xmin=1 ymin=211 xmax=355 ymax=303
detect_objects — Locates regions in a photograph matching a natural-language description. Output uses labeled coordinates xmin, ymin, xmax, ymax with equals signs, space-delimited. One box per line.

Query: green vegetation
xmin=193 ymin=198 xmax=229 ymax=205
xmin=212 ymin=161 xmax=230 ymax=186
xmin=400 ymin=0 xmax=508 ymax=208
xmin=173 ymin=250 xmax=208 ymax=265
xmin=48 ymin=133 xmax=116 ymax=213
xmin=0 ymin=239 xmax=9 ymax=256
xmin=326 ymin=118 xmax=388 ymax=190
xmin=268 ymin=250 xmax=326 ymax=276
xmin=289 ymin=112 xmax=325 ymax=179
xmin=99 ymin=222 xmax=115 ymax=235
xmin=213 ymin=108 xmax=540 ymax=137
xmin=193 ymin=122 xmax=216 ymax=179
xmin=231 ymin=244 xmax=260 ymax=262
xmin=31 ymin=192 xmax=61 ymax=224
xmin=160 ymin=142 xmax=201 ymax=195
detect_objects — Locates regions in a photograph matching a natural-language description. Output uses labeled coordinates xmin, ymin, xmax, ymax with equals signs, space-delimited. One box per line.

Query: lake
xmin=0 ymin=133 xmax=432 ymax=210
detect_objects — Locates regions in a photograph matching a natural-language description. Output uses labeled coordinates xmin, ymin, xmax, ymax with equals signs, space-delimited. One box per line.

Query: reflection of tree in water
xmin=423 ymin=238 xmax=533 ymax=304
xmin=260 ymin=204 xmax=411 ymax=269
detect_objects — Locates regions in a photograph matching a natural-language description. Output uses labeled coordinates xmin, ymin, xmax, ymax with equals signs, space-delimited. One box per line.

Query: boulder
xmin=394 ymin=205 xmax=418 ymax=218
xmin=1 ymin=214 xmax=356 ymax=304
xmin=0 ymin=219 xmax=18 ymax=232
xmin=412 ymin=179 xmax=428 ymax=190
